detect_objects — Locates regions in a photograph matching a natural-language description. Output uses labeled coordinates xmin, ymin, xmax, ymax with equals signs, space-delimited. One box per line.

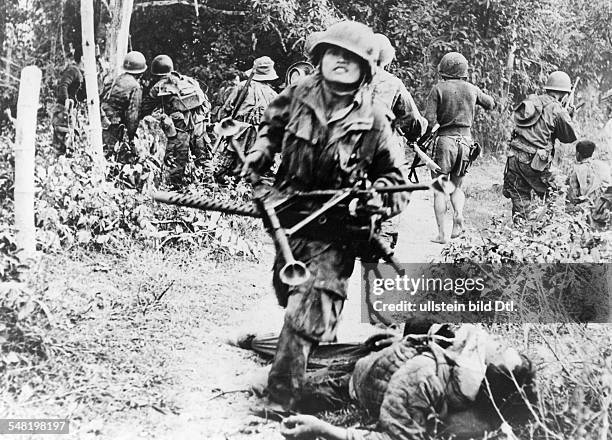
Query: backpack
xmin=157 ymin=74 xmax=209 ymax=113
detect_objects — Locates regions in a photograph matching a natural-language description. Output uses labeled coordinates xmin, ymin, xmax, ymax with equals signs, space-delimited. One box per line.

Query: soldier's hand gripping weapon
xmin=153 ymin=176 xmax=455 ymax=286
xmin=407 ymin=123 xmax=440 ymax=183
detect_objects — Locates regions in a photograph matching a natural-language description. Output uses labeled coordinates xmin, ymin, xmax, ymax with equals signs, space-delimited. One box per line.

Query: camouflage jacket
xmin=141 ymin=72 xmax=210 ymax=131
xmin=249 ymin=73 xmax=408 ymax=216
xmin=219 ymin=79 xmax=278 ymax=126
xmin=512 ymin=93 xmax=577 ymax=153
xmin=370 ymin=69 xmax=425 ymax=140
xmin=100 ymin=72 xmax=142 ymax=138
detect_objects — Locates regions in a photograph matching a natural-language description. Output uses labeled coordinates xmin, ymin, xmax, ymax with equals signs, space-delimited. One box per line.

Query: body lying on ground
xmin=237 ymin=323 xmax=536 ymax=440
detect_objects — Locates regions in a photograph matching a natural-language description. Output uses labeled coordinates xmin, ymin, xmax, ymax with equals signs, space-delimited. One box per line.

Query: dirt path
xmin=100 ymin=188 xmax=447 ymax=440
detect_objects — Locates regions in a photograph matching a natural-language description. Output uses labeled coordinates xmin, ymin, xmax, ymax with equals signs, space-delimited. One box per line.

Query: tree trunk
xmin=81 ymin=0 xmax=105 ymax=175
xmin=105 ymin=0 xmax=134 ymax=77
xmin=14 ymin=66 xmax=41 ymax=258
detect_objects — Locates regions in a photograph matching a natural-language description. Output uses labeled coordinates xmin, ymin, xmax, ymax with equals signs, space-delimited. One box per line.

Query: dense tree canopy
xmin=1 ymin=0 xmax=611 ymax=147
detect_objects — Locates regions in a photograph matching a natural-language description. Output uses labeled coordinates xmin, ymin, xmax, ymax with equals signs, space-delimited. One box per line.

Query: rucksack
xmin=157 ymin=74 xmax=209 ymax=113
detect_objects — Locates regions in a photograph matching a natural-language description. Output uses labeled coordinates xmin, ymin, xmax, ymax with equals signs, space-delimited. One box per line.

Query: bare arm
xmin=394 ymin=83 xmax=427 ymax=140
xmin=476 ymin=87 xmax=495 ymax=111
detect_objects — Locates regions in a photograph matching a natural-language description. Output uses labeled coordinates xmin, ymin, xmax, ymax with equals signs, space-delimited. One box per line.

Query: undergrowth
xmin=440 ymin=184 xmax=611 ymax=439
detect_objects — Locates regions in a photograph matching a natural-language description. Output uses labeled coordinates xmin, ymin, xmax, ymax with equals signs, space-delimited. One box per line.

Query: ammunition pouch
xmin=452 ymin=136 xmax=479 ymax=176
xmin=530 ymin=149 xmax=552 ymax=171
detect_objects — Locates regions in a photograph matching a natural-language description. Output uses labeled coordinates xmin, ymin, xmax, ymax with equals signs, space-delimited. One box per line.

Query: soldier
xmin=141 ymin=54 xmax=211 ymax=188
xmin=370 ymin=33 xmax=428 ymax=251
xmin=424 ymin=52 xmax=495 ymax=243
xmin=371 ymin=33 xmax=426 ymax=141
xmin=52 ymin=47 xmax=85 ymax=154
xmin=212 ymin=68 xmax=241 ymax=121
xmin=100 ymin=51 xmax=147 ymax=156
xmin=567 ymin=140 xmax=611 ymax=206
xmin=281 ymin=32 xmax=321 ymax=88
xmin=278 ymin=325 xmax=536 ymax=440
xmin=240 ymin=21 xmax=409 ymax=410
xmin=214 ymin=56 xmax=279 ymax=180
xmin=502 ymin=71 xmax=577 ymax=221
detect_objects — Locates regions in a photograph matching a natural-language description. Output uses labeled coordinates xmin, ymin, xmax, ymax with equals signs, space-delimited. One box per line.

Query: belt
xmin=509 ymin=136 xmax=542 ymax=155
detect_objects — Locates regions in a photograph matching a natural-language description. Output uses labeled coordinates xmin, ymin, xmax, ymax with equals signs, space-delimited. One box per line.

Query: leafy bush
xmin=441 ymin=192 xmax=610 ymax=264
xmin=440 ymin=190 xmax=612 ymax=439
xmin=0 ymin=115 xmax=263 ymax=260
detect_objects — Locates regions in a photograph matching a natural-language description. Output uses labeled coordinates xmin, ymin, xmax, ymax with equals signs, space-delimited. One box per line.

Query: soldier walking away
xmin=100 ymin=51 xmax=147 ymax=157
xmin=141 ymin=54 xmax=212 ymax=189
xmin=424 ymin=52 xmax=495 ymax=243
xmin=52 ymin=47 xmax=86 ymax=155
xmin=214 ymin=56 xmax=279 ymax=181
xmin=240 ymin=20 xmax=409 ymax=410
xmin=371 ymin=33 xmax=428 ymax=251
xmin=502 ymin=71 xmax=577 ymax=221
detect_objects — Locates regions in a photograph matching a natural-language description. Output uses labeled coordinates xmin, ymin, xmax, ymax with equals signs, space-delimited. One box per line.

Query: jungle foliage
xmin=2 ymin=0 xmax=612 ymax=150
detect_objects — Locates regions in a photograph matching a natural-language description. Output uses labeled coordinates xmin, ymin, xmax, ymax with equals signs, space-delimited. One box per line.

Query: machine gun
xmin=407 ymin=123 xmax=440 ymax=183
xmin=153 ymin=175 xmax=454 ymax=286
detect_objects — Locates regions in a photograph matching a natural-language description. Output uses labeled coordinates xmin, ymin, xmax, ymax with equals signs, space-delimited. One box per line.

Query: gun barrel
xmin=376 ymin=183 xmax=432 ymax=193
xmin=153 ymin=191 xmax=262 ymax=218
xmin=293 ymin=183 xmax=431 ymax=198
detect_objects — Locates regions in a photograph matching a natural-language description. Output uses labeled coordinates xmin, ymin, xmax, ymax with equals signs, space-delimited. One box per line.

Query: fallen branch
xmin=208 ymin=388 xmax=250 ymax=401
xmin=133 ymin=0 xmax=247 ymax=16
xmin=155 ymin=280 xmax=175 ymax=302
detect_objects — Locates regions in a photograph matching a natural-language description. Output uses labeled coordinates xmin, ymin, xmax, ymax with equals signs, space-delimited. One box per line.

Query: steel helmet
xmin=304 ymin=31 xmax=324 ymax=58
xmin=123 ymin=51 xmax=147 ymax=74
xmin=309 ymin=21 xmax=378 ymax=81
xmin=544 ymin=71 xmax=572 ymax=93
xmin=375 ymin=33 xmax=395 ymax=67
xmin=438 ymin=52 xmax=469 ymax=79
xmin=151 ymin=54 xmax=174 ymax=76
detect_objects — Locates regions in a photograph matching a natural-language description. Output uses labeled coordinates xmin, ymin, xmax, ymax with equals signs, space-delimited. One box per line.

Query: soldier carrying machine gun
xmin=161 ymin=21 xmax=457 ymax=412
xmin=153 ymin=174 xmax=453 ymax=285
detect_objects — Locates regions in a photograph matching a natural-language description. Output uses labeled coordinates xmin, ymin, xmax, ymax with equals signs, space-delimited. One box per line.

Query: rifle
xmin=564 ymin=76 xmax=580 ymax=113
xmin=65 ymin=98 xmax=76 ymax=151
xmin=212 ymin=69 xmax=257 ymax=156
xmin=407 ymin=123 xmax=440 ymax=183
xmin=153 ymin=175 xmax=455 ymax=284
